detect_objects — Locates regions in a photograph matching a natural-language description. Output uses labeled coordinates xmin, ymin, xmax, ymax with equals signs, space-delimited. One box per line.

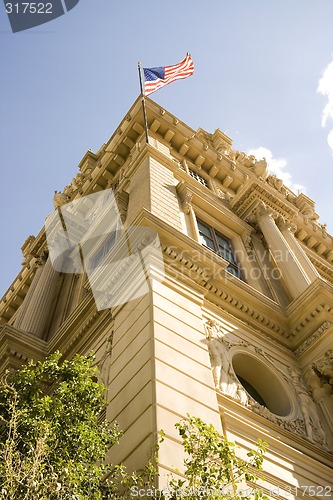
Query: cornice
xmin=0 ymin=324 xmax=47 ymax=372
xmin=294 ymin=218 xmax=333 ymax=265
xmin=162 ymin=241 xmax=290 ymax=343
xmin=231 ymin=178 xmax=298 ymax=223
xmin=286 ymin=279 xmax=333 ymax=346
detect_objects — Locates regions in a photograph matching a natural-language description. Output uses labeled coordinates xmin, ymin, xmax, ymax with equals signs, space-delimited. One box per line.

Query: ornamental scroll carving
xmin=294 ymin=322 xmax=332 ymax=356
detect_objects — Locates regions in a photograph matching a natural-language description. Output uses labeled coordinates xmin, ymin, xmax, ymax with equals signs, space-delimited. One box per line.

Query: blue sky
xmin=1 ymin=0 xmax=333 ymax=297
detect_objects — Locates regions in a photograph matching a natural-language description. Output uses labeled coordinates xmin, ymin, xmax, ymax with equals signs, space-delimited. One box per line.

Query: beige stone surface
xmin=1 ymin=96 xmax=332 ymax=491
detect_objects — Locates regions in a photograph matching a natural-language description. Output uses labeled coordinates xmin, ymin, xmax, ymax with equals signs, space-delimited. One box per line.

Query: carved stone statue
xmin=306 ymin=366 xmax=332 ymax=402
xmin=301 ymin=202 xmax=319 ymax=221
xmin=289 ymin=368 xmax=326 ymax=444
xmin=267 ymin=175 xmax=284 ymax=191
xmin=205 ymin=320 xmax=248 ymax=405
xmin=253 ymin=158 xmax=268 ymax=179
xmin=315 ymin=350 xmax=333 ymax=387
xmin=53 ymin=190 xmax=68 ymax=209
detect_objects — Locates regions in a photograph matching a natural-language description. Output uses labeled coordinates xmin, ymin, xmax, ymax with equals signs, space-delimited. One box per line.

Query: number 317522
xmin=5 ymin=3 xmax=53 ymax=14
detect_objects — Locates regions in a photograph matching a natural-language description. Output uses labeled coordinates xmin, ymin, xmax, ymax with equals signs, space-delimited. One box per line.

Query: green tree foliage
xmin=0 ymin=353 xmax=269 ymax=499
xmin=0 ymin=352 xmax=124 ymax=499
xmin=164 ymin=415 xmax=269 ymax=499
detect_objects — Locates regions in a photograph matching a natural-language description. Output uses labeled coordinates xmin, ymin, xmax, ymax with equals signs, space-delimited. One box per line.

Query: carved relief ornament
xmin=294 ymin=321 xmax=332 ymax=356
xmin=205 ymin=320 xmax=248 ymax=405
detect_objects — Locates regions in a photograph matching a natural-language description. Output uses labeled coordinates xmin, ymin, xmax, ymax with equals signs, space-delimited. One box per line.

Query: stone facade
xmin=1 ymin=97 xmax=333 ymax=494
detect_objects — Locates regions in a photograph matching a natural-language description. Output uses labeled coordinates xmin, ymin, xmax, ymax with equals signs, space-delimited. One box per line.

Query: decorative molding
xmin=163 ymin=245 xmax=287 ymax=338
xmin=250 ymin=400 xmax=306 ymax=436
xmin=293 ymin=321 xmax=332 ymax=353
xmin=232 ymin=182 xmax=298 ymax=223
xmin=241 ymin=234 xmax=253 ymax=255
xmin=204 ymin=320 xmax=326 ymax=445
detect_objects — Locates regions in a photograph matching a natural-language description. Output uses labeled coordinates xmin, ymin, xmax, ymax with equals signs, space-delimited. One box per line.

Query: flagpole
xmin=138 ymin=61 xmax=149 ymax=144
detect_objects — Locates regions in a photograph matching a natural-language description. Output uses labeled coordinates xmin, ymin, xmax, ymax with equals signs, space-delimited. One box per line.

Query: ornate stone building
xmin=1 ymin=97 xmax=333 ymax=495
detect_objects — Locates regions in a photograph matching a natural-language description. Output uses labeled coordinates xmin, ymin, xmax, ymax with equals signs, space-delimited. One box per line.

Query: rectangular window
xmin=197 ymin=219 xmax=244 ymax=280
xmin=90 ymin=231 xmax=117 ymax=271
xmin=189 ymin=169 xmax=209 ymax=188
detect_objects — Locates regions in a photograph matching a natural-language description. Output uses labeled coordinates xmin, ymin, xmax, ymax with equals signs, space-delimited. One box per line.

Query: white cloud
xmin=247 ymin=147 xmax=306 ymax=194
xmin=317 ymin=58 xmax=333 ymax=154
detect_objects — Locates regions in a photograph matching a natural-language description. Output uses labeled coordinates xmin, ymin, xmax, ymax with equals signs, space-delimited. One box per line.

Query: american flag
xmin=143 ymin=53 xmax=194 ymax=96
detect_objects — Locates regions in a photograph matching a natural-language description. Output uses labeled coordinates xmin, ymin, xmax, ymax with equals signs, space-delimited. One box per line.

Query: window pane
xmin=216 ymin=233 xmax=229 ymax=248
xmin=91 ymin=247 xmax=104 ymax=271
xmin=197 ymin=220 xmax=212 ymax=238
xmin=219 ymin=246 xmax=236 ymax=264
xmin=200 ymin=234 xmax=216 ymax=251
xmin=105 ymin=232 xmax=116 ymax=254
xmin=90 ymin=231 xmax=116 ymax=271
xmin=226 ymin=265 xmax=241 ymax=278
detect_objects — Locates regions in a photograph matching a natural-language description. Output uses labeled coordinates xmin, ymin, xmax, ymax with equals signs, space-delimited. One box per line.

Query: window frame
xmin=196 ymin=218 xmax=245 ymax=281
xmin=89 ymin=231 xmax=117 ymax=272
xmin=188 ymin=169 xmax=209 ymax=188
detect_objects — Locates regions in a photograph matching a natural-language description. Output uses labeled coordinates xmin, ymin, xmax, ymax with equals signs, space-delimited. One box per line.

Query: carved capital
xmin=255 ymin=201 xmax=278 ymax=221
xmin=276 ymin=216 xmax=297 ymax=233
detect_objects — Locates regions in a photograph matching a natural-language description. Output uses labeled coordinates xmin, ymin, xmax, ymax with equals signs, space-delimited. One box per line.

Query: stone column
xmin=14 ymin=256 xmax=61 ymax=339
xmin=255 ymin=203 xmax=311 ymax=300
xmin=278 ymin=220 xmax=320 ymax=283
xmin=13 ymin=256 xmax=46 ymax=329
